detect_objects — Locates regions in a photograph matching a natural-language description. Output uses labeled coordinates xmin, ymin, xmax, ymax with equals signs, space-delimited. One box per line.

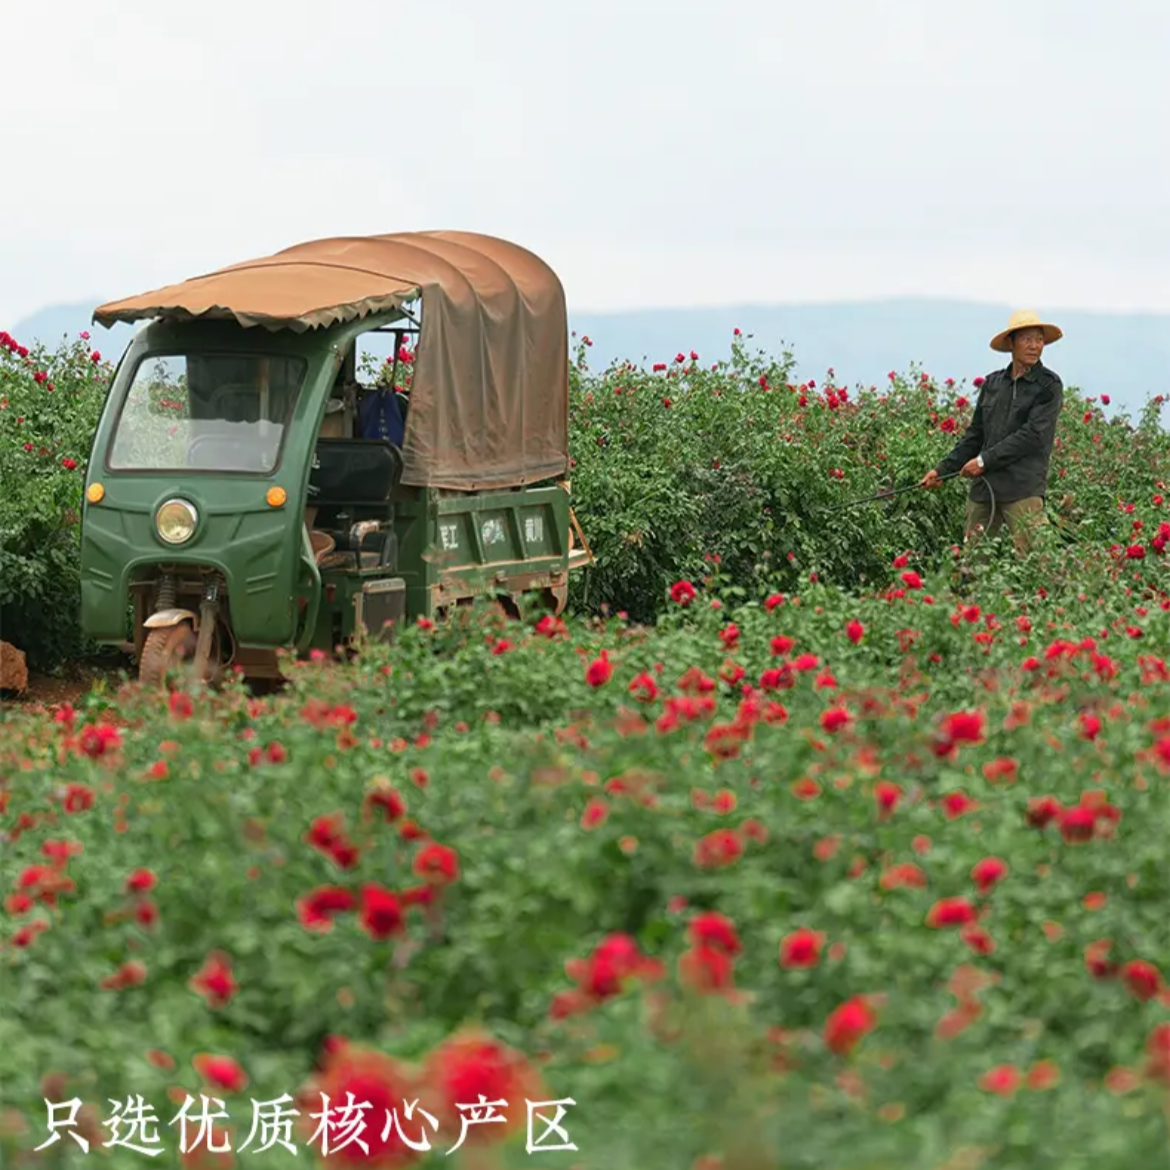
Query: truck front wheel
xmin=138 ymin=622 xmax=198 ymax=690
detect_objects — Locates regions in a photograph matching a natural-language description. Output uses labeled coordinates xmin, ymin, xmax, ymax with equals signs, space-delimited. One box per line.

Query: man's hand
xmin=960 ymin=458 xmax=984 ymax=479
xmin=920 ymin=468 xmax=943 ymax=489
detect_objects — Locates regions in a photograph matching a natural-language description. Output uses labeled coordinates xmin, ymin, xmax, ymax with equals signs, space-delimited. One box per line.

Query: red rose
xmin=688 ymin=911 xmax=741 ymax=957
xmin=193 ymin=1054 xmax=248 ymax=1094
xmin=693 ymin=828 xmax=743 ymax=869
xmin=874 ymin=781 xmax=902 ymax=818
xmin=971 ymin=856 xmax=1008 ymax=893
xmin=940 ymin=710 xmax=984 ymax=743
xmin=190 ymin=951 xmax=237 ymax=1007
xmin=1025 ymin=796 xmax=1062 ymax=828
xmin=1122 ymin=959 xmax=1162 ymax=1001
xmin=819 ymin=707 xmax=850 ymax=733
xmin=926 ymin=896 xmax=976 ymax=928
xmin=824 ymin=996 xmax=876 ymax=1056
xmin=1058 ymin=805 xmax=1098 ymax=843
xmin=584 ymin=652 xmax=613 ymax=687
xmin=125 ymin=868 xmax=157 ymax=894
xmin=414 ymin=842 xmax=460 ymax=886
xmin=780 ymin=927 xmax=826 ymax=969
xmin=296 ymin=885 xmax=357 ymax=933
xmin=941 ymin=790 xmax=978 ymax=819
xmin=979 ymin=1064 xmax=1020 ymax=1096
xmin=359 ymin=883 xmax=405 ymax=940
xmin=678 ymin=944 xmax=736 ymax=993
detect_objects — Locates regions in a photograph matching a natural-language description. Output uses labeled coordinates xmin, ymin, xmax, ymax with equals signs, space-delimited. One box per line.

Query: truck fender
xmin=143 ymin=607 xmax=200 ymax=630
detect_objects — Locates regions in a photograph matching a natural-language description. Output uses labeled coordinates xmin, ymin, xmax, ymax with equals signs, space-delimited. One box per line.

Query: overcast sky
xmin=3 ymin=0 xmax=1168 ymax=327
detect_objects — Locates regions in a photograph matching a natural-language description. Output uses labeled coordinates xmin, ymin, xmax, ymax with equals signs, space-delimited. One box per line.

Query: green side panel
xmin=393 ymin=485 xmax=572 ymax=618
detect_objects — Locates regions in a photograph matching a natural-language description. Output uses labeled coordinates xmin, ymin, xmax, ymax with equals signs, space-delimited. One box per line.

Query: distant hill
xmin=9 ymin=300 xmax=140 ymax=361
xmin=10 ymin=297 xmax=1169 ymax=420
xmin=567 ymin=299 xmax=1170 ymax=421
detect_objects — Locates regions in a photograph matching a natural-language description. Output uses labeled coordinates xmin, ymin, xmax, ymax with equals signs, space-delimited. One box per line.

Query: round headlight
xmin=156 ymin=499 xmax=198 ymax=545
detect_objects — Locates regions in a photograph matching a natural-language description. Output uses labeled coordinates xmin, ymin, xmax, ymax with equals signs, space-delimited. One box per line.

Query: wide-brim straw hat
xmin=990 ymin=309 xmax=1063 ymax=353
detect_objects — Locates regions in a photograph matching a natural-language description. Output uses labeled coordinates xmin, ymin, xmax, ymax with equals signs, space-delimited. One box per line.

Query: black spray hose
xmin=815 ymin=470 xmax=998 ymax=551
xmin=817 ymin=470 xmax=961 ymax=512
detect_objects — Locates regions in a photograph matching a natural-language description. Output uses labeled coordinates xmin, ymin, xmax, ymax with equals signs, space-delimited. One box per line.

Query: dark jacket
xmin=935 ymin=360 xmax=1063 ymax=504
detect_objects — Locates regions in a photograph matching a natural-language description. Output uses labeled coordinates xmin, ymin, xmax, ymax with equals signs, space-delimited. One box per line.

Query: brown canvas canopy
xmin=92 ymin=231 xmax=570 ymax=491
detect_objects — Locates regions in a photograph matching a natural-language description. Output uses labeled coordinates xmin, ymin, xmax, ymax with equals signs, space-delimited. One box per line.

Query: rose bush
xmin=2 ymin=544 xmax=1170 ymax=1167
xmin=4 ymin=322 xmax=1170 ymax=672
xmin=0 ymin=330 xmax=113 ymax=671
xmin=566 ymin=330 xmax=1170 ymax=620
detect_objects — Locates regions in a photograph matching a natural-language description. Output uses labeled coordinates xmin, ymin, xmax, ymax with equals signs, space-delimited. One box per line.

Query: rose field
xmin=2 ymin=327 xmax=1170 ymax=1168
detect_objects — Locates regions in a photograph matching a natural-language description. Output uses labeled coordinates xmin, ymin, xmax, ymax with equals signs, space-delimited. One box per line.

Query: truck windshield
xmin=107 ymin=353 xmax=307 ymax=473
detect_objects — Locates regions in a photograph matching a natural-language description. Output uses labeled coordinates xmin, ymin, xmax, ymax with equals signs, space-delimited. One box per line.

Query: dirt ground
xmin=0 ymin=661 xmax=129 ymax=712
xmin=0 ymin=659 xmax=286 ymax=711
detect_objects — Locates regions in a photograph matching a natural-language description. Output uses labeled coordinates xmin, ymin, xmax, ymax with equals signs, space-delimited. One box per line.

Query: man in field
xmin=920 ymin=309 xmax=1064 ymax=556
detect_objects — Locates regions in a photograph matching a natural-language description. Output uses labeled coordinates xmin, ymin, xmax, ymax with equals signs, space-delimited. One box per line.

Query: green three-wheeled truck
xmin=79 ymin=231 xmax=591 ymax=687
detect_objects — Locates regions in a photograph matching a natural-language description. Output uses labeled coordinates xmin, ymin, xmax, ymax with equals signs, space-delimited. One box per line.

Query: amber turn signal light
xmin=266 ymin=486 xmax=287 ymax=507
xmin=86 ymin=482 xmax=105 ymax=503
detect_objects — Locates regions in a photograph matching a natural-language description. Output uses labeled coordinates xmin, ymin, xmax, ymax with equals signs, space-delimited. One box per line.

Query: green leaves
xmin=1 ymin=334 xmax=111 ymax=670
xmin=6 ymin=329 xmax=1170 ymax=1168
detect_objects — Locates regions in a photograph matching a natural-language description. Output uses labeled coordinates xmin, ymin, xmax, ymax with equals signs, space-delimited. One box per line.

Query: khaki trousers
xmin=964 ymin=496 xmax=1047 ymax=556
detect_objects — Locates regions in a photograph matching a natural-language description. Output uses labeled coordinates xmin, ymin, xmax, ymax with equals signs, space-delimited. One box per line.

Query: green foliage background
xmin=2 ymin=324 xmax=1168 ymax=670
